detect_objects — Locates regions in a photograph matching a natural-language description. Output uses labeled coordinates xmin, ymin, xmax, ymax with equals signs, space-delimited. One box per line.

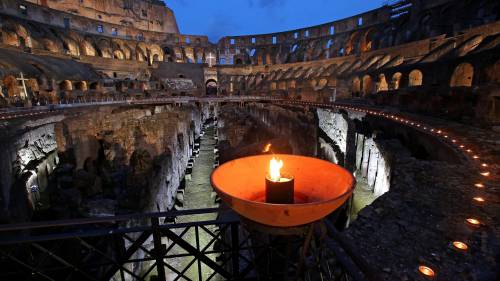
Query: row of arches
xmin=352 ymin=63 xmax=475 ymax=95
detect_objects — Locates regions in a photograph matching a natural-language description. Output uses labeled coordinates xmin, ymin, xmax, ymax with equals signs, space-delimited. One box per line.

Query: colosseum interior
xmin=0 ymin=0 xmax=498 ymax=280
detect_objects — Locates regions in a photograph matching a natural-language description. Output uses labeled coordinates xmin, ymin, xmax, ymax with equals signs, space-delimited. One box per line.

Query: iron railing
xmin=0 ymin=208 xmax=380 ymax=281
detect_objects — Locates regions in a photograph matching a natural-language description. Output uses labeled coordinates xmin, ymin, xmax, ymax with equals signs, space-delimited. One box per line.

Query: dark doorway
xmin=206 ymin=79 xmax=217 ymax=96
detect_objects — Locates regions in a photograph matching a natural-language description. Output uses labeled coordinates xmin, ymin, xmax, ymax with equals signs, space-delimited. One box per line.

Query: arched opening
xmin=113 ymin=50 xmax=125 ymax=60
xmin=450 ymin=63 xmax=474 ymax=87
xmin=153 ymin=54 xmax=160 ymax=62
xmin=486 ymin=60 xmax=500 ymax=83
xmin=89 ymin=82 xmax=100 ymax=90
xmin=352 ymin=77 xmax=361 ymax=94
xmin=206 ymin=79 xmax=217 ymax=96
xmin=325 ymin=39 xmax=333 ymax=58
xmin=75 ymin=81 xmax=87 ymax=91
xmin=59 ymin=80 xmax=72 ymax=91
xmin=362 ymin=29 xmax=378 ymax=52
xmin=345 ymin=32 xmax=361 ymax=55
xmin=80 ymin=39 xmax=96 ymax=56
xmin=362 ymin=75 xmax=373 ymax=95
xmin=408 ymin=70 xmax=423 ymax=87
xmin=391 ymin=72 xmax=402 ymax=90
xmin=163 ymin=46 xmax=173 ymax=62
xmin=136 ymin=49 xmax=146 ymax=62
xmin=376 ymin=74 xmax=389 ymax=92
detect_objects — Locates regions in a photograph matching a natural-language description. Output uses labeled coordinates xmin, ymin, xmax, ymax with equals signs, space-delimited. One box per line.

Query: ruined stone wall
xmin=316 ymin=106 xmax=465 ymax=206
xmin=0 ymin=116 xmax=64 ymax=223
xmin=0 ymin=104 xmax=204 ymax=223
xmin=217 ymin=103 xmax=317 ymax=161
xmin=11 ymin=0 xmax=179 ymax=34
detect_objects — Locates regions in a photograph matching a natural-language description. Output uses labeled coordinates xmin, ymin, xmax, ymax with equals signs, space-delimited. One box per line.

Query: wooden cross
xmin=206 ymin=53 xmax=216 ymax=68
xmin=16 ymin=72 xmax=29 ymax=99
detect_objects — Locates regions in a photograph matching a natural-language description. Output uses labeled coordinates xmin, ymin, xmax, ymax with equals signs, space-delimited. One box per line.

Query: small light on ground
xmin=466 ymin=218 xmax=481 ymax=227
xmin=452 ymin=241 xmax=468 ymax=251
xmin=418 ymin=265 xmax=436 ymax=278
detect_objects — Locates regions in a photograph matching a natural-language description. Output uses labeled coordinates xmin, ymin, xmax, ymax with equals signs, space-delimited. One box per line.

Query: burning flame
xmin=263 ymin=143 xmax=272 ymax=153
xmin=269 ymin=157 xmax=283 ymax=182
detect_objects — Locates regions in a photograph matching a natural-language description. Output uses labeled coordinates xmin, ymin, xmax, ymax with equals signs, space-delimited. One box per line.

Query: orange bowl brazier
xmin=211 ymin=154 xmax=355 ymax=227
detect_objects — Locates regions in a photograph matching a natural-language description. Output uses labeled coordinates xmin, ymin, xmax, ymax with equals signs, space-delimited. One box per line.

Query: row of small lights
xmin=285 ymin=100 xmax=492 ymax=279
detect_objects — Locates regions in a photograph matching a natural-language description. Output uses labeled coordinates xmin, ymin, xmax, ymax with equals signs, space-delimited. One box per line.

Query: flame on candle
xmin=269 ymin=157 xmax=283 ymax=182
xmin=263 ymin=143 xmax=272 ymax=153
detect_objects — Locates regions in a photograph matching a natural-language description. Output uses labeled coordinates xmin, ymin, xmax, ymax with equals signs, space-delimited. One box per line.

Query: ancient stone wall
xmin=0 ymin=104 xmax=205 ymax=223
xmin=217 ymin=103 xmax=317 ymax=161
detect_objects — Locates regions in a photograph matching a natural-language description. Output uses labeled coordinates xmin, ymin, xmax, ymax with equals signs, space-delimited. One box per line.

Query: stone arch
xmin=352 ymin=76 xmax=361 ymax=93
xmin=450 ymin=63 xmax=474 ymax=87
xmin=136 ymin=42 xmax=149 ymax=62
xmin=80 ymin=37 xmax=96 ymax=56
xmin=149 ymin=44 xmax=163 ymax=62
xmin=345 ymin=31 xmax=361 ymax=55
xmin=97 ymin=39 xmax=112 ymax=58
xmin=362 ymin=75 xmax=373 ymax=95
xmin=2 ymin=75 xmax=19 ymax=97
xmin=362 ymin=28 xmax=378 ymax=52
xmin=119 ymin=42 xmax=133 ymax=60
xmin=485 ymin=60 xmax=500 ymax=83
xmin=59 ymin=80 xmax=73 ymax=91
xmin=13 ymin=22 xmax=32 ymax=48
xmin=206 ymin=79 xmax=217 ymax=96
xmin=408 ymin=69 xmax=423 ymax=87
xmin=61 ymin=35 xmax=80 ymax=56
xmin=325 ymin=39 xmax=334 ymax=58
xmin=376 ymin=74 xmax=389 ymax=92
xmin=162 ymin=46 xmax=174 ymax=62
xmin=391 ymin=72 xmax=403 ymax=90
xmin=113 ymin=49 xmax=125 ymax=60
xmin=318 ymin=78 xmax=328 ymax=89
xmin=75 ymin=81 xmax=87 ymax=91
xmin=89 ymin=82 xmax=100 ymax=90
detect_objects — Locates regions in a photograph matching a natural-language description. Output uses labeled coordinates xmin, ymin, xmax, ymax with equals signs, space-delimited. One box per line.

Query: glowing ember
xmin=263 ymin=143 xmax=272 ymax=153
xmin=481 ymin=163 xmax=488 ymax=167
xmin=474 ymin=183 xmax=485 ymax=188
xmin=269 ymin=157 xmax=284 ymax=182
xmin=466 ymin=218 xmax=480 ymax=226
xmin=480 ymin=171 xmax=490 ymax=176
xmin=452 ymin=241 xmax=468 ymax=251
xmin=418 ymin=265 xmax=435 ymax=277
xmin=473 ymin=197 xmax=485 ymax=203
xmin=473 ymin=155 xmax=479 ymax=159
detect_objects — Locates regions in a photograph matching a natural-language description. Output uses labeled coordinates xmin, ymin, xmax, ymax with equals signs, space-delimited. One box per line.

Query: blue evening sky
xmin=166 ymin=0 xmax=387 ymax=42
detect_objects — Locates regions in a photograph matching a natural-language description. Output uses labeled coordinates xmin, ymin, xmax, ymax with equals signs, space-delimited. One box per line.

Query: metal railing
xmin=0 ymin=96 xmax=283 ymax=120
xmin=0 ymin=208 xmax=379 ymax=281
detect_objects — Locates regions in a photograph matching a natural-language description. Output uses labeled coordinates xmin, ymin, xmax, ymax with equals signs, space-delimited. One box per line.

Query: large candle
xmin=265 ymin=157 xmax=294 ymax=204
